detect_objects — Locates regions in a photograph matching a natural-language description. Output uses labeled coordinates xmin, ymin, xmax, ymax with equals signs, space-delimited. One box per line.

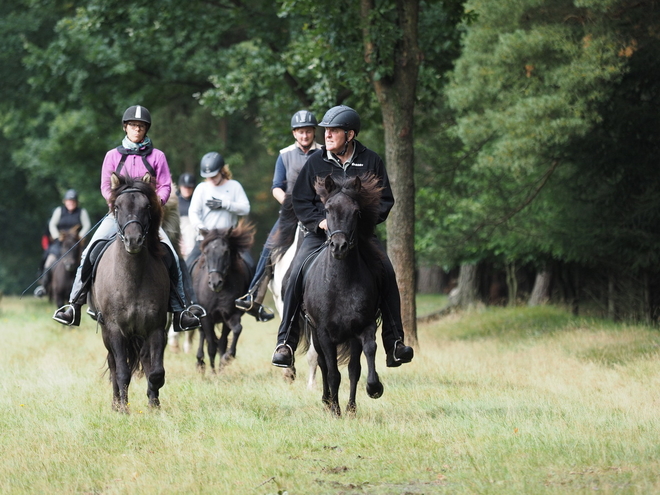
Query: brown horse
xmin=49 ymin=225 xmax=83 ymax=308
xmin=91 ymin=173 xmax=170 ymax=412
xmin=191 ymin=221 xmax=254 ymax=373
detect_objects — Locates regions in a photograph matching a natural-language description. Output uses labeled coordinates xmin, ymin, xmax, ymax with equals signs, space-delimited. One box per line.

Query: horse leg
xmin=217 ymin=323 xmax=229 ymax=361
xmin=105 ymin=334 xmax=131 ymax=413
xmin=201 ymin=318 xmax=218 ymax=374
xmin=361 ymin=324 xmax=383 ymax=399
xmin=315 ymin=332 xmax=341 ymax=416
xmin=144 ymin=329 xmax=166 ymax=408
xmin=184 ymin=329 xmax=195 ymax=353
xmin=196 ymin=328 xmax=206 ymax=373
xmin=307 ymin=342 xmax=318 ymax=390
xmin=222 ymin=315 xmax=243 ymax=363
xmin=346 ymin=339 xmax=362 ymax=415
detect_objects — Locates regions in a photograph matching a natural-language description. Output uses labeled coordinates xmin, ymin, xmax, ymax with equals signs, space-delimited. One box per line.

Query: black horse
xmin=91 ymin=173 xmax=170 ymax=412
xmin=191 ymin=222 xmax=255 ymax=373
xmin=301 ymin=174 xmax=385 ymax=416
xmin=49 ymin=226 xmax=83 ymax=309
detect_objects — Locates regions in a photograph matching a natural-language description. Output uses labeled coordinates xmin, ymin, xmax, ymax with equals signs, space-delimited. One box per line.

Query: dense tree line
xmin=1 ymin=0 xmax=659 ymax=323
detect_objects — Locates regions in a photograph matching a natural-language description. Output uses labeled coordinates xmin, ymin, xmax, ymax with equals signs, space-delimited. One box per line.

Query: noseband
xmin=326 ymin=229 xmax=356 ymax=250
xmin=114 ymin=187 xmax=151 ymax=243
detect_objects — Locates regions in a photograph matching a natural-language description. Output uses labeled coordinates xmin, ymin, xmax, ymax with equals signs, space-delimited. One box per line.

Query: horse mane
xmin=271 ymin=193 xmax=298 ymax=259
xmin=200 ymin=219 xmax=255 ymax=258
xmin=108 ymin=174 xmax=164 ymax=258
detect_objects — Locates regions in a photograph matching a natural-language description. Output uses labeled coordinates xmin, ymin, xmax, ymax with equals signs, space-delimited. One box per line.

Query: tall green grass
xmin=1 ymin=296 xmax=659 ymax=494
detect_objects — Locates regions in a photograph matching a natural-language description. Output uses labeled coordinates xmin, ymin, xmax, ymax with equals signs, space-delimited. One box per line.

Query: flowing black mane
xmin=108 ymin=174 xmax=164 ymax=258
xmin=200 ymin=220 xmax=255 ymax=259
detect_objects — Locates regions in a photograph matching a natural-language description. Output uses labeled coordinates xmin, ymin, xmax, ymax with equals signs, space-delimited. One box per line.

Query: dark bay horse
xmin=301 ymin=174 xmax=385 ymax=416
xmin=49 ymin=226 xmax=83 ymax=308
xmin=191 ymin=221 xmax=254 ymax=373
xmin=91 ymin=173 xmax=170 ymax=412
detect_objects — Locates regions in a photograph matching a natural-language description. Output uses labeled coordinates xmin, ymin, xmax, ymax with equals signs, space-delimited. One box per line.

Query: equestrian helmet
xmin=63 ymin=189 xmax=78 ymax=201
xmin=178 ymin=173 xmax=196 ymax=188
xmin=319 ymin=105 xmax=361 ymax=136
xmin=200 ymin=152 xmax=225 ymax=178
xmin=122 ymin=105 xmax=152 ymax=129
xmin=290 ymin=110 xmax=318 ymax=129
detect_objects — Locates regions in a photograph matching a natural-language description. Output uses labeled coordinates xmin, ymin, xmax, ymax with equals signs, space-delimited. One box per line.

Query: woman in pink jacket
xmin=53 ymin=105 xmax=204 ymax=331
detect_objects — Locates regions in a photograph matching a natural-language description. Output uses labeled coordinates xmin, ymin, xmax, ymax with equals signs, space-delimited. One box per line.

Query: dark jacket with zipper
xmin=291 ymin=140 xmax=395 ymax=235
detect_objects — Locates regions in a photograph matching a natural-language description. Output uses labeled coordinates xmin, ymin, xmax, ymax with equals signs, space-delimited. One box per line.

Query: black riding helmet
xmin=178 ymin=173 xmax=196 ymax=188
xmin=319 ymin=105 xmax=361 ymax=156
xmin=319 ymin=105 xmax=361 ymax=136
xmin=200 ymin=152 xmax=225 ymax=178
xmin=122 ymin=105 xmax=152 ymax=131
xmin=291 ymin=110 xmax=318 ymax=129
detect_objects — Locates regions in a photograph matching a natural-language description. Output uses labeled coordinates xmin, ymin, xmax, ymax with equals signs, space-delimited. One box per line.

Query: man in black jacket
xmin=271 ymin=105 xmax=414 ymax=369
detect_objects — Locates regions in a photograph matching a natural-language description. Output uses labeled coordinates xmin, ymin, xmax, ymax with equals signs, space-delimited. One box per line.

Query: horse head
xmin=199 ymin=228 xmax=233 ymax=292
xmin=316 ymin=173 xmax=384 ymax=260
xmin=199 ymin=221 xmax=255 ymax=293
xmin=59 ymin=225 xmax=82 ymax=272
xmin=109 ymin=172 xmax=163 ymax=256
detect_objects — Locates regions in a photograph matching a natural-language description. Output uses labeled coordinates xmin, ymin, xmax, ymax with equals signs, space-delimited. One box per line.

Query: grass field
xmin=1 ymin=295 xmax=659 ymax=494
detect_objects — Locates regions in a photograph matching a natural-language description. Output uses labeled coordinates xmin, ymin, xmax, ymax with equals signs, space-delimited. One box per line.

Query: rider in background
xmin=186 ymin=152 xmax=251 ymax=267
xmin=177 ymin=172 xmax=196 ymax=259
xmin=34 ymin=189 xmax=91 ymax=297
xmin=270 ymin=105 xmax=414 ymax=369
xmin=52 ymin=105 xmax=204 ymax=331
xmin=234 ymin=110 xmax=322 ymax=322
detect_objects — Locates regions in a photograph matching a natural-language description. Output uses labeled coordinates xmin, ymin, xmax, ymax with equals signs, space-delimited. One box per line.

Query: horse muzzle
xmin=208 ymin=272 xmax=224 ymax=292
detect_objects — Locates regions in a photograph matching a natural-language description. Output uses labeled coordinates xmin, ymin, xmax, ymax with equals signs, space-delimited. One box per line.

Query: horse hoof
xmin=282 ymin=366 xmax=296 ymax=383
xmin=367 ymin=382 xmax=384 ymax=399
xmin=149 ymin=398 xmax=161 ymax=408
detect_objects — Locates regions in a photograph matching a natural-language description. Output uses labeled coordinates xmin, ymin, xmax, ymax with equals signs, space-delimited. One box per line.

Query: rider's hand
xmin=319 ymin=219 xmax=328 ymax=231
xmin=206 ymin=197 xmax=223 ymax=210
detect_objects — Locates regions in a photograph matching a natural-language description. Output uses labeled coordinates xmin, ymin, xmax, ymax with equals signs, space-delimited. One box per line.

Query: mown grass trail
xmin=1 ymin=296 xmax=659 ymax=494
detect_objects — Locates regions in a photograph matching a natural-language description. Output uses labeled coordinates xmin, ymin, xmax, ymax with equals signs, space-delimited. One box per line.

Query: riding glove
xmin=206 ymin=197 xmax=223 ymax=210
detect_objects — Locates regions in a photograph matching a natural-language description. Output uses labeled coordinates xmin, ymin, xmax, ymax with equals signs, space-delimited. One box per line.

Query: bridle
xmin=114 ymin=187 xmax=151 ymax=244
xmin=326 ymin=228 xmax=356 ymax=251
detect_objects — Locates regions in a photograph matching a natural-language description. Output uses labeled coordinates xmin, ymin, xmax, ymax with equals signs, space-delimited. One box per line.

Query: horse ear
xmin=324 ymin=175 xmax=335 ymax=194
xmin=111 ymin=172 xmax=120 ymax=190
xmin=199 ymin=228 xmax=209 ymax=238
xmin=353 ymin=175 xmax=362 ymax=193
xmin=71 ymin=224 xmax=82 ymax=236
xmin=142 ymin=173 xmax=152 ymax=184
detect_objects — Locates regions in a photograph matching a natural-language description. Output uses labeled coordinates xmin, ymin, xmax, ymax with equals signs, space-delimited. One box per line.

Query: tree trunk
xmin=361 ymin=0 xmax=420 ymax=346
xmin=505 ymin=262 xmax=518 ymax=306
xmin=528 ymin=269 xmax=552 ymax=306
xmin=417 ymin=265 xmax=442 ymax=293
xmin=449 ymin=263 xmax=480 ymax=309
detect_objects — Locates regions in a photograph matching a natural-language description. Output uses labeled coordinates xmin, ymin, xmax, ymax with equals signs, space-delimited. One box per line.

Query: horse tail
xmin=336 ymin=342 xmax=351 ymax=366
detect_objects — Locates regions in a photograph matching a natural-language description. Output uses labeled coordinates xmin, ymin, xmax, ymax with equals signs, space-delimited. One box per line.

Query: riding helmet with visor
xmin=122 ymin=105 xmax=152 ymax=131
xmin=290 ymin=110 xmax=318 ymax=129
xmin=319 ymin=105 xmax=361 ymax=136
xmin=178 ymin=173 xmax=196 ymax=188
xmin=63 ymin=189 xmax=78 ymax=201
xmin=200 ymin=152 xmax=225 ymax=178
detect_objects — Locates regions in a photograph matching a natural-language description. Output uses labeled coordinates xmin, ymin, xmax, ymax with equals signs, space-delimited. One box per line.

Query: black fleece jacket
xmin=291 ymin=139 xmax=395 ymax=235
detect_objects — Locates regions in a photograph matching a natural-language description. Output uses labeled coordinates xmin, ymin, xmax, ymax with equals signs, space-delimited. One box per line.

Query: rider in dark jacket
xmin=271 ymin=105 xmax=414 ymax=369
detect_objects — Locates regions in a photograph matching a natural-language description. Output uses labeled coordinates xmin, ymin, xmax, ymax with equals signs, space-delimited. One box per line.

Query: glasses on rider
xmin=126 ymin=122 xmax=147 ymax=130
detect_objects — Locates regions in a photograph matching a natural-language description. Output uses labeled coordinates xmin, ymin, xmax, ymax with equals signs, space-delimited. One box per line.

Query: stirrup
xmin=52 ymin=304 xmax=80 ymax=326
xmin=271 ymin=343 xmax=294 ymax=368
xmin=235 ymin=293 xmax=254 ymax=311
xmin=176 ymin=309 xmax=201 ymax=332
xmin=187 ymin=303 xmax=207 ymax=318
xmin=86 ymin=307 xmax=98 ymax=322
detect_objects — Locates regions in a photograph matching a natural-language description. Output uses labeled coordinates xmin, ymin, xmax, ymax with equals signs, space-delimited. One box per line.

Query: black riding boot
xmin=235 ymin=273 xmax=275 ymax=322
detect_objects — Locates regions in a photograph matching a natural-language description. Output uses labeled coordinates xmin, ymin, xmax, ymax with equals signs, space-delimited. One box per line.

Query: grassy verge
xmin=1 ymin=296 xmax=659 ymax=494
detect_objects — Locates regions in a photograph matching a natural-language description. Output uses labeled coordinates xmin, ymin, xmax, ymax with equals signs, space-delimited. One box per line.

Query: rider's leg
xmin=34 ymin=251 xmax=58 ymax=297
xmin=53 ymin=216 xmax=116 ymax=326
xmin=375 ymin=238 xmax=414 ymax=367
xmin=272 ymin=233 xmax=324 ymax=367
xmin=235 ymin=221 xmax=277 ymax=321
xmin=159 ymin=228 xmax=204 ymax=332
